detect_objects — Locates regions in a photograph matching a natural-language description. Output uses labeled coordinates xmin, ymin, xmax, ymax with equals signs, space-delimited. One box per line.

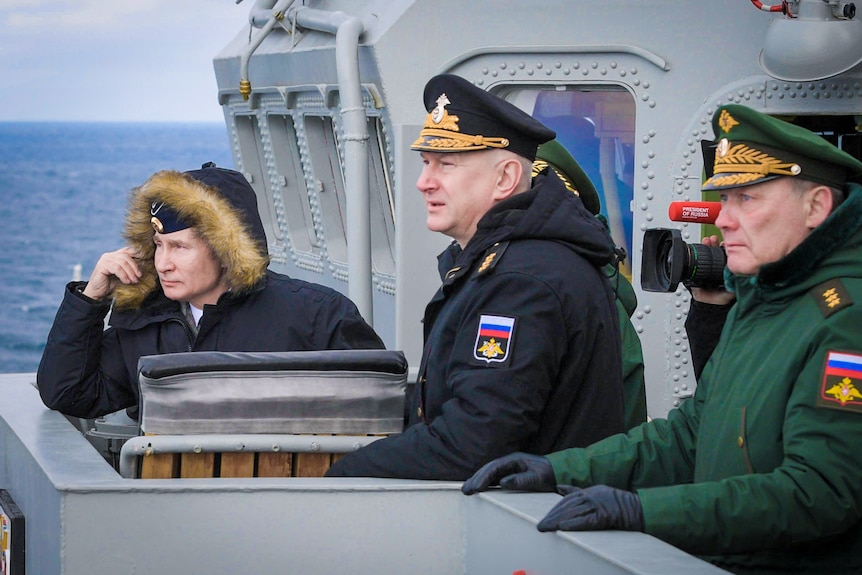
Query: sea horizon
xmin=0 ymin=121 xmax=235 ymax=373
xmin=0 ymin=119 xmax=227 ymax=124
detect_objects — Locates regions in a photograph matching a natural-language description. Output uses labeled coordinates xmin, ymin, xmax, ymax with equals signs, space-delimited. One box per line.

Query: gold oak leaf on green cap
xmin=703 ymin=104 xmax=862 ymax=191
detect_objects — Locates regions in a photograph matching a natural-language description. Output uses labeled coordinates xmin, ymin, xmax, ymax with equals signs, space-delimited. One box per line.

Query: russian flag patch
xmin=817 ymin=351 xmax=862 ymax=413
xmin=473 ymin=315 xmax=515 ymax=364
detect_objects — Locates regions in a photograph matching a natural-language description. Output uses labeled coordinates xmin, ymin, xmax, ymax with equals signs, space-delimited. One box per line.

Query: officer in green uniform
xmin=463 ymin=104 xmax=862 ymax=575
xmin=532 ymin=140 xmax=647 ymax=431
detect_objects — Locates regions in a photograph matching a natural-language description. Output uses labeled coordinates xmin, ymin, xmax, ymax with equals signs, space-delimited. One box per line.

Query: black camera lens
xmin=685 ymin=242 xmax=726 ymax=289
xmin=641 ymin=228 xmax=726 ymax=292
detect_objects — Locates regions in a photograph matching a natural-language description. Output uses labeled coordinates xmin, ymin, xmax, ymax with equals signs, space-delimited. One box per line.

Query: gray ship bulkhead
xmin=0 ymin=373 xmax=727 ymax=575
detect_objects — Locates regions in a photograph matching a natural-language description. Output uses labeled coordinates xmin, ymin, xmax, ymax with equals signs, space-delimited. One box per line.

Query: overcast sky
xmin=0 ymin=1 xmax=250 ymax=122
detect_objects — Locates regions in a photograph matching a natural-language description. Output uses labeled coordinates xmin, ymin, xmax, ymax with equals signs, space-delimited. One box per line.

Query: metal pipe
xmin=119 ymin=434 xmax=384 ymax=478
xmin=236 ymin=4 xmax=373 ymax=322
xmin=239 ymin=0 xmax=294 ymax=100
xmin=288 ymin=6 xmax=373 ymax=325
xmin=249 ymin=0 xmax=279 ymax=28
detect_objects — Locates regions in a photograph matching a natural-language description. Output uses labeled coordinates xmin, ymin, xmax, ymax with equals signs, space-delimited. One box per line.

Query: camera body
xmin=641 ymin=228 xmax=726 ymax=292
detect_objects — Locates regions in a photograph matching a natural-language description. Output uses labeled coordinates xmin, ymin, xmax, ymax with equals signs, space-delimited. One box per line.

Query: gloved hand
xmin=461 ymin=452 xmax=556 ymax=495
xmin=537 ymin=484 xmax=644 ymax=532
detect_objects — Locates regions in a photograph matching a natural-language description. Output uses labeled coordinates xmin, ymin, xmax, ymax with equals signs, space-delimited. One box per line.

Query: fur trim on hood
xmin=112 ymin=167 xmax=270 ymax=310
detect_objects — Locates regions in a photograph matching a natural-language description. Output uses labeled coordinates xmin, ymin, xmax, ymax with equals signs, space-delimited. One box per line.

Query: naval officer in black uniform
xmin=327 ymin=74 xmax=624 ymax=480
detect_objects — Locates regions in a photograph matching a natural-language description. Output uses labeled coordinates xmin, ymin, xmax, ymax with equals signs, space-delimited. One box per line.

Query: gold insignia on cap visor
xmin=411 ymin=91 xmax=510 ymax=152
xmin=708 ymin=108 xmax=801 ymax=188
xmin=705 ymin=139 xmax=803 ymax=188
xmin=713 ymin=141 xmax=802 ymax=176
xmin=705 ymin=103 xmax=862 ymax=191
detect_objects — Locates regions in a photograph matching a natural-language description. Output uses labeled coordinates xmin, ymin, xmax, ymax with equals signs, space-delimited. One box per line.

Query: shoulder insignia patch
xmin=817 ymin=351 xmax=862 ymax=414
xmin=473 ymin=314 xmax=515 ymax=364
xmin=810 ymin=279 xmax=852 ymax=319
xmin=475 ymin=241 xmax=510 ymax=277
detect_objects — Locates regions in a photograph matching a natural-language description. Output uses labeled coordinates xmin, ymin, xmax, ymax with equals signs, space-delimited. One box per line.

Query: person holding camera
xmin=462 ymin=104 xmax=862 ymax=574
xmin=685 ymin=234 xmax=736 ymax=379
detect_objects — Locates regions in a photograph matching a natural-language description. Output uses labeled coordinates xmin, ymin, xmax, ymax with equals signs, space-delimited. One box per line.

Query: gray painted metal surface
xmin=0 ymin=374 xmax=728 ymax=574
xmin=213 ymin=0 xmax=862 ymax=419
xmin=5 ymin=2 xmax=860 ymax=572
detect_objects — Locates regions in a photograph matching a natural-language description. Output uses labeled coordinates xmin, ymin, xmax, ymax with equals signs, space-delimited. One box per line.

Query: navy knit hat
xmin=149 ymin=162 xmax=267 ymax=255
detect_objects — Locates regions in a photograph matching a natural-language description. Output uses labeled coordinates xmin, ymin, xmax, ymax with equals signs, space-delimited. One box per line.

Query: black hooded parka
xmin=37 ymin=166 xmax=383 ymax=419
xmin=327 ymin=170 xmax=625 ymax=479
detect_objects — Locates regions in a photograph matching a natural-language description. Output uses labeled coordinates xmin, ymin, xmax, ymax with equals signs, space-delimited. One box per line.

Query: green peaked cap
xmin=703 ymin=104 xmax=862 ymax=191
xmin=533 ymin=139 xmax=601 ymax=215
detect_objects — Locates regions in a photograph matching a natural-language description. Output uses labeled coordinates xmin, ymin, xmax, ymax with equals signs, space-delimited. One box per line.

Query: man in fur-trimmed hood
xmin=38 ymin=163 xmax=384 ymax=420
xmin=113 ymin=165 xmax=270 ymax=310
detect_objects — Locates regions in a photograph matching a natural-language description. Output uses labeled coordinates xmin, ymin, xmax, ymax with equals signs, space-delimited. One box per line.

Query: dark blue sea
xmin=0 ymin=122 xmax=234 ymax=373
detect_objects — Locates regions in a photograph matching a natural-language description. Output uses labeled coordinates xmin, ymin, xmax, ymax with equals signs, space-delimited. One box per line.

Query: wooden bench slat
xmin=180 ymin=452 xmax=216 ymax=478
xmin=257 ymin=452 xmax=293 ymax=477
xmin=141 ymin=452 xmax=179 ymax=479
xmin=220 ymin=452 xmax=255 ymax=478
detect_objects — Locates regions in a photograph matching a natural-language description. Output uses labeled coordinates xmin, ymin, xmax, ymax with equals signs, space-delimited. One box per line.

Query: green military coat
xmin=548 ymin=184 xmax=862 ymax=574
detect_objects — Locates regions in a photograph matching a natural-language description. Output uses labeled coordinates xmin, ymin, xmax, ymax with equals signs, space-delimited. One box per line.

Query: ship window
xmin=267 ymin=114 xmax=318 ymax=254
xmin=498 ymin=86 xmax=636 ymax=279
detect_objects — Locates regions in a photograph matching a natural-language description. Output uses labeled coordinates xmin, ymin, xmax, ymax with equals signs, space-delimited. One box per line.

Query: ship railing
xmin=119 ymin=432 xmax=384 ymax=479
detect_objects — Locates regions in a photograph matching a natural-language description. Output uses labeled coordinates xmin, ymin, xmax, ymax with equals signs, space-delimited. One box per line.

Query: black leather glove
xmin=462 ymin=452 xmax=556 ymax=495
xmin=537 ymin=485 xmax=644 ymax=532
